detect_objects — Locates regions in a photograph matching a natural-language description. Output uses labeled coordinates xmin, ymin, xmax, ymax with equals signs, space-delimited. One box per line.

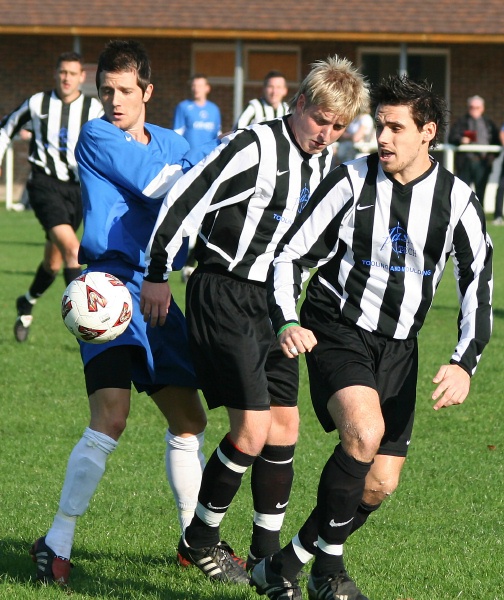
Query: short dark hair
xmin=56 ymin=52 xmax=83 ymax=68
xmin=370 ymin=75 xmax=448 ymax=148
xmin=263 ymin=70 xmax=286 ymax=86
xmin=96 ymin=40 xmax=151 ymax=94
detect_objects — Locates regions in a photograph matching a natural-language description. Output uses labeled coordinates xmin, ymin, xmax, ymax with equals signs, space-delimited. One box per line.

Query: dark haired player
xmin=29 ymin=40 xmax=207 ymax=586
xmin=251 ymin=75 xmax=493 ymax=600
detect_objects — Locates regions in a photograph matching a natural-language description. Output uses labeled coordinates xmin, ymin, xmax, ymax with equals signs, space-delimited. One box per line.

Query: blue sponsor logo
xmin=273 ymin=213 xmax=294 ymax=225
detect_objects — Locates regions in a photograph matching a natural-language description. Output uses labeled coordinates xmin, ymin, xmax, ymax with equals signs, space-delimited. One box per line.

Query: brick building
xmin=1 ymin=0 xmax=504 ymax=194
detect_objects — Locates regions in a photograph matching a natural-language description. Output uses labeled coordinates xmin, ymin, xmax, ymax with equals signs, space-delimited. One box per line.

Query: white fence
xmin=436 ymin=144 xmax=503 ymax=214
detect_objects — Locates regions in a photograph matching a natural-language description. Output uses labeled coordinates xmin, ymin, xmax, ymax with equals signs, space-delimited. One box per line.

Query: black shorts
xmin=186 ymin=268 xmax=299 ymax=411
xmin=27 ymin=170 xmax=82 ymax=236
xmin=301 ymin=303 xmax=417 ymax=457
xmin=84 ymin=345 xmax=166 ymax=397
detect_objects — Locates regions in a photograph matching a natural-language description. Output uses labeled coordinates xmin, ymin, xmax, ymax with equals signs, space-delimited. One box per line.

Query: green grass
xmin=0 ymin=204 xmax=503 ymax=599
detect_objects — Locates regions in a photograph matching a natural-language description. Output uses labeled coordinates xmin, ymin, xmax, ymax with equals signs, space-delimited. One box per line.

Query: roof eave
xmin=1 ymin=26 xmax=504 ymax=44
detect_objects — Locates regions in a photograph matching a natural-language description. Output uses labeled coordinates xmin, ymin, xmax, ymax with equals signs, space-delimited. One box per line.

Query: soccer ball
xmin=62 ymin=272 xmax=133 ymax=344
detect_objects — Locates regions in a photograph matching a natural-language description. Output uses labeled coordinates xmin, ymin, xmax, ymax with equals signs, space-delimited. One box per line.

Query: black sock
xmin=349 ymin=500 xmax=382 ymax=535
xmin=250 ymin=444 xmax=295 ymax=558
xmin=298 ymin=506 xmax=319 ymax=554
xmin=29 ymin=263 xmax=57 ymax=298
xmin=313 ymin=444 xmax=372 ymax=576
xmin=270 ymin=540 xmax=306 ymax=582
xmin=185 ymin=434 xmax=256 ymax=548
xmin=63 ymin=267 xmax=82 ymax=286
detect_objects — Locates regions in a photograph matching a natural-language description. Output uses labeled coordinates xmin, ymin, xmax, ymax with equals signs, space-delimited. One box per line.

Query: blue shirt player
xmin=29 ymin=40 xmax=208 ymax=587
xmin=173 ymin=74 xmax=221 ymax=150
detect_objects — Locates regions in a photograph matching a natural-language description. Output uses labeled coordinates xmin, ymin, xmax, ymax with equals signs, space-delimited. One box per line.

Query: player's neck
xmin=57 ymin=90 xmax=82 ymax=105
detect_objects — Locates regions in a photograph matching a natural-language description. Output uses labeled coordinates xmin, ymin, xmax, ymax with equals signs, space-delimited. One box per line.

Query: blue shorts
xmin=79 ymin=261 xmax=198 ymax=394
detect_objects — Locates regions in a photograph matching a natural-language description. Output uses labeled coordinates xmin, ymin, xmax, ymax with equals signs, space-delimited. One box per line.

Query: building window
xmin=358 ymin=47 xmax=449 ymax=102
xmin=245 ymin=46 xmax=300 ymax=84
xmin=192 ymin=44 xmax=300 ymax=85
xmin=193 ymin=44 xmax=236 ymax=83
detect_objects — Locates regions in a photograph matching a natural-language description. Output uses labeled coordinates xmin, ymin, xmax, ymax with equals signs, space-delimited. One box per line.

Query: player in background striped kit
xmin=0 ymin=51 xmax=103 ymax=342
xmin=235 ymin=70 xmax=290 ymax=129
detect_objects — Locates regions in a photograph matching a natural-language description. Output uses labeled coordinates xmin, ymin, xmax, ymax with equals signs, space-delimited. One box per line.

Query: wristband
xmin=277 ymin=322 xmax=300 ymax=337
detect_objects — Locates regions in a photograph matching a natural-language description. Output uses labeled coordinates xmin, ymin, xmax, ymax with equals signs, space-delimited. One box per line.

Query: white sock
xmin=45 ymin=511 xmax=77 ymax=560
xmin=292 ymin=533 xmax=315 ymax=564
xmin=165 ymin=430 xmax=205 ymax=532
xmin=45 ymin=427 xmax=117 ymax=559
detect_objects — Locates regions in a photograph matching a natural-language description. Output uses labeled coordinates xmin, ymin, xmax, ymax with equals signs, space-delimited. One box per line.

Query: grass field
xmin=0 ymin=204 xmax=502 ymax=599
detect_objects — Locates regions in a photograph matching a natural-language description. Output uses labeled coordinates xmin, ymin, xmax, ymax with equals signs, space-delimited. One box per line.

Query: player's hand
xmin=431 ymin=364 xmax=470 ymax=410
xmin=140 ymin=280 xmax=172 ymax=327
xmin=278 ymin=325 xmax=317 ymax=358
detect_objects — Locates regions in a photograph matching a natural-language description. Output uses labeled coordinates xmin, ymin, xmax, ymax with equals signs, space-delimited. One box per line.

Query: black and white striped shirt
xmin=0 ymin=90 xmax=103 ymax=182
xmin=235 ymin=98 xmax=290 ymax=129
xmin=145 ymin=116 xmax=332 ymax=284
xmin=270 ymin=153 xmax=493 ymax=375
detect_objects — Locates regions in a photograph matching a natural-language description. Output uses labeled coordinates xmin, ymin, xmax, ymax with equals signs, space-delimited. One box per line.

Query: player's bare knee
xmin=60 ymin=247 xmax=80 ymax=267
xmin=109 ymin=418 xmax=127 ymax=439
xmin=365 ymin=477 xmax=400 ymax=504
xmin=169 ymin=411 xmax=207 ymax=437
xmin=90 ymin=416 xmax=127 ymax=440
xmin=342 ymin=427 xmax=382 ymax=463
xmin=269 ymin=405 xmax=299 ymax=445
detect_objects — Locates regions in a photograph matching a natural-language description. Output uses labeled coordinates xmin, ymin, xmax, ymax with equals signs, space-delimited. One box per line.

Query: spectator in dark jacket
xmin=448 ymin=95 xmax=501 ymax=204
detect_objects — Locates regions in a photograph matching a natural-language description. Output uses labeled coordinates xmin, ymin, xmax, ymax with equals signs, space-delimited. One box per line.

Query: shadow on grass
xmin=0 ymin=270 xmax=36 ymax=278
xmin=0 ymin=537 xmax=251 ymax=599
xmin=0 ymin=239 xmax=44 ymax=248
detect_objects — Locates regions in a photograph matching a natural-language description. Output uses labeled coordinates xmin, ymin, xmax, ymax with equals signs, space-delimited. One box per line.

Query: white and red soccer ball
xmin=62 ymin=272 xmax=133 ymax=344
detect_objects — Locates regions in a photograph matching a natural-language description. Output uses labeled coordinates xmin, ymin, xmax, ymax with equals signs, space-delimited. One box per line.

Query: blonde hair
xmin=289 ymin=55 xmax=369 ymax=124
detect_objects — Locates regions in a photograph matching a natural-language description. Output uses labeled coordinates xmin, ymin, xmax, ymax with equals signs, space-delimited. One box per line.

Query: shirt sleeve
xmin=144 ymin=130 xmax=260 ymax=282
xmin=76 ymin=119 xmax=189 ymax=202
xmin=0 ymin=98 xmax=31 ymax=164
xmin=173 ymin=102 xmax=186 ymax=136
xmin=450 ymin=196 xmax=493 ymax=375
xmin=235 ymin=102 xmax=257 ymax=129
xmin=268 ymin=169 xmax=353 ymax=333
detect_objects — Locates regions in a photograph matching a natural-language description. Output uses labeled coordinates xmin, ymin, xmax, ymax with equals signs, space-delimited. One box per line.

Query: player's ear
xmin=422 ymin=121 xmax=436 ymax=143
xmin=143 ymin=83 xmax=154 ymax=103
xmin=297 ymin=94 xmax=306 ymax=113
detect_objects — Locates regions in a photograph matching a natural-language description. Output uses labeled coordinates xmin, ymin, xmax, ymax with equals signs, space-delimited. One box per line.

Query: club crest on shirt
xmin=297 ymin=183 xmax=310 ymax=213
xmin=381 ymin=222 xmax=417 ymax=258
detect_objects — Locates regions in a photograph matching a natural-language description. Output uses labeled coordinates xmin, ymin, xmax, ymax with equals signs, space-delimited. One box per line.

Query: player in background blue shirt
xmin=29 ymin=40 xmax=208 ymax=587
xmin=173 ymin=74 xmax=222 ymax=282
xmin=173 ymin=74 xmax=221 ymax=150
